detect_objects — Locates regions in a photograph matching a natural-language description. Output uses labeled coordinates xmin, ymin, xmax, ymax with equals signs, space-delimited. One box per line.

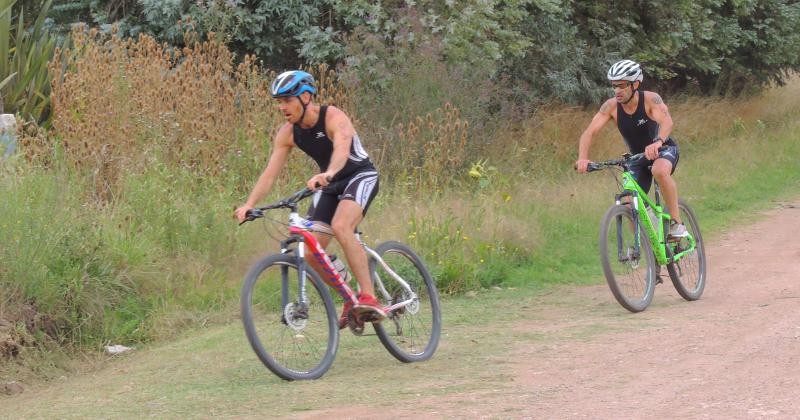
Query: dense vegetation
xmin=16 ymin=0 xmax=800 ymax=107
xmin=2 ymin=0 xmax=800 ymax=377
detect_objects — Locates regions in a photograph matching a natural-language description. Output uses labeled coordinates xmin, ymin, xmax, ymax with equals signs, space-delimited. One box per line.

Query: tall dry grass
xmin=32 ymin=27 xmax=353 ymax=201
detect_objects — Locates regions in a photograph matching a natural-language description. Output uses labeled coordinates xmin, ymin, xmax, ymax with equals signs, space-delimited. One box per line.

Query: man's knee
xmin=651 ymin=162 xmax=672 ymax=180
xmin=331 ymin=217 xmax=356 ymax=239
xmin=313 ymin=227 xmax=333 ymax=247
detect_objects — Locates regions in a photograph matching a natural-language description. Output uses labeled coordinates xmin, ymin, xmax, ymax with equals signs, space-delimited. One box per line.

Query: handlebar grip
xmin=586 ymin=162 xmax=601 ymax=172
xmin=239 ymin=208 xmax=264 ymax=225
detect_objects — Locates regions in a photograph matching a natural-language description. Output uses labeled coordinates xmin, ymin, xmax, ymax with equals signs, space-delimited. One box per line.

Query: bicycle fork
xmin=615 ymin=190 xmax=642 ymax=263
xmin=279 ymin=235 xmax=310 ymax=322
xmin=283 ymin=230 xmax=360 ymax=307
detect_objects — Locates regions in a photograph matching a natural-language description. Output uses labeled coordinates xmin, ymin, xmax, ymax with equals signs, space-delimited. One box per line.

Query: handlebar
xmin=582 ymin=148 xmax=669 ymax=173
xmin=239 ymin=187 xmax=315 ymax=225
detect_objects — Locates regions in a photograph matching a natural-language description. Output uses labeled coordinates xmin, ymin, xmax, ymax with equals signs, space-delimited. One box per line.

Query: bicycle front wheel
xmin=666 ymin=199 xmax=706 ymax=301
xmin=240 ymin=254 xmax=338 ymax=380
xmin=370 ymin=241 xmax=441 ymax=363
xmin=600 ymin=204 xmax=657 ymax=312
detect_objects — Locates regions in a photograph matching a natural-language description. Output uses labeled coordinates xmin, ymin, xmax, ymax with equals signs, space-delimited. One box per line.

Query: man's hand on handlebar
xmin=644 ymin=140 xmax=664 ymax=161
xmin=575 ymin=159 xmax=591 ymax=173
xmin=234 ymin=205 xmax=253 ymax=223
xmin=307 ymin=172 xmax=334 ymax=190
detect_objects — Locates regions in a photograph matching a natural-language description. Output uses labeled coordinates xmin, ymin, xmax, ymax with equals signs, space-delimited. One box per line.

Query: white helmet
xmin=607 ymin=60 xmax=643 ymax=82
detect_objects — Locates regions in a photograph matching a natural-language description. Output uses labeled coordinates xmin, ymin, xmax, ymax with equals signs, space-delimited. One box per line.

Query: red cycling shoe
xmin=353 ymin=293 xmax=386 ymax=321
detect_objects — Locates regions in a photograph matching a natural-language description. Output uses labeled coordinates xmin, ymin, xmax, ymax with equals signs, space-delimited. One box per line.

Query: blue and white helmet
xmin=607 ymin=60 xmax=643 ymax=82
xmin=271 ymin=70 xmax=317 ymax=98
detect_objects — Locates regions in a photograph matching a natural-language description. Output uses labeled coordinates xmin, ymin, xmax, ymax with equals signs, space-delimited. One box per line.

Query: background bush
xmin=26 ymin=0 xmax=800 ymax=106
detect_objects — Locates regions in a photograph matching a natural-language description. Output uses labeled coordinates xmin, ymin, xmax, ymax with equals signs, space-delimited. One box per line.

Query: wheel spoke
xmin=241 ymin=257 xmax=337 ymax=380
xmin=667 ymin=201 xmax=706 ymax=301
xmin=601 ymin=205 xmax=656 ymax=312
xmin=371 ymin=242 xmax=441 ymax=362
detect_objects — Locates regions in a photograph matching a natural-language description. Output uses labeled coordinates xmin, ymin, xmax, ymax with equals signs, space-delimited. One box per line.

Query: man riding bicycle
xmin=234 ymin=70 xmax=384 ymax=327
xmin=575 ymin=59 xmax=688 ymax=238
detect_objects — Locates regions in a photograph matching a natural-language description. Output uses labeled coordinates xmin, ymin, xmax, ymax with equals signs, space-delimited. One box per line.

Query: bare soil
xmin=303 ymin=201 xmax=800 ymax=419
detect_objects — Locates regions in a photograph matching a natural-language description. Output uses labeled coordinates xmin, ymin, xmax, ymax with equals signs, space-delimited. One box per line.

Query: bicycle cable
xmin=260 ymin=214 xmax=292 ymax=244
xmin=610 ymin=167 xmax=623 ymax=191
xmin=258 ymin=212 xmax=336 ymax=244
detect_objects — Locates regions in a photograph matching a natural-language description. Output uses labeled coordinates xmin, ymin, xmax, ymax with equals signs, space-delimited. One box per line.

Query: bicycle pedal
xmin=656 ymin=275 xmax=664 ymax=285
xmin=359 ymin=313 xmax=380 ymax=322
xmin=346 ymin=311 xmax=365 ymax=336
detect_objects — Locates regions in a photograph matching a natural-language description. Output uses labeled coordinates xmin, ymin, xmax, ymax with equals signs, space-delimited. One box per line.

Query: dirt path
xmin=305 ymin=201 xmax=800 ymax=419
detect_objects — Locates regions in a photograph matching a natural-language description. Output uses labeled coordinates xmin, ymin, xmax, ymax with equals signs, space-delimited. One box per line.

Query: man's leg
xmin=303 ymin=227 xmax=333 ymax=280
xmin=330 ymin=200 xmax=375 ymax=297
xmin=652 ymin=158 xmax=683 ymax=225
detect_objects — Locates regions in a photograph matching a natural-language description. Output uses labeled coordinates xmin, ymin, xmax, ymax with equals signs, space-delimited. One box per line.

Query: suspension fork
xmin=615 ymin=190 xmax=642 ymax=261
xmin=279 ymin=235 xmax=309 ymax=315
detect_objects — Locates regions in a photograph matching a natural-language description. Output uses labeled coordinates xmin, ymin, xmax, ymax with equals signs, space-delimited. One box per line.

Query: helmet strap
xmin=297 ymin=95 xmax=310 ymax=126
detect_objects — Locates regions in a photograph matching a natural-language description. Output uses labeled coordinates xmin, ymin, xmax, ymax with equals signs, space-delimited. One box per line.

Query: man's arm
xmin=644 ymin=92 xmax=674 ymax=160
xmin=646 ymin=92 xmax=673 ymax=141
xmin=307 ymin=106 xmax=354 ymax=188
xmin=235 ymin=124 xmax=292 ymax=221
xmin=576 ymin=99 xmax=613 ymax=172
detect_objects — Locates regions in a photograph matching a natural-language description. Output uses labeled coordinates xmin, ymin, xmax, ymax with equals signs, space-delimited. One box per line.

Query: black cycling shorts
xmin=306 ymin=169 xmax=379 ymax=225
xmin=629 ymin=144 xmax=680 ymax=193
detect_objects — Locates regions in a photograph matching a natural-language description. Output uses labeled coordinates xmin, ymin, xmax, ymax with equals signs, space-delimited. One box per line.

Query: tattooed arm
xmin=646 ymin=92 xmax=674 ymax=141
xmin=643 ymin=92 xmax=675 ymax=160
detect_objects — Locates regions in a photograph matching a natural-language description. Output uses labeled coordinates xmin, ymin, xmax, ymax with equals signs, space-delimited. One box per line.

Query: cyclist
xmin=235 ymin=70 xmax=383 ymax=327
xmin=575 ymin=60 xmax=688 ymax=238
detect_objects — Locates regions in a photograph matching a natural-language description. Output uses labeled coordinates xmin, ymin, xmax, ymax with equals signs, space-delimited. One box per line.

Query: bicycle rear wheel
xmin=600 ymin=204 xmax=657 ymax=312
xmin=369 ymin=241 xmax=441 ymax=363
xmin=240 ymin=254 xmax=338 ymax=380
xmin=666 ymin=199 xmax=706 ymax=301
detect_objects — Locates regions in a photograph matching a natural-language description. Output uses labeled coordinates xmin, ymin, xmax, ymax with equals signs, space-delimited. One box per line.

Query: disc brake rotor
xmin=626 ymin=247 xmax=640 ymax=269
xmin=283 ymin=303 xmax=307 ymax=331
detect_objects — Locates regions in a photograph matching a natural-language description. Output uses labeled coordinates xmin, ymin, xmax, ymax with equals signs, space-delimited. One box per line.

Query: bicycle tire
xmin=240 ymin=253 xmax=338 ymax=380
xmin=369 ymin=241 xmax=441 ymax=363
xmin=599 ymin=204 xmax=657 ymax=312
xmin=666 ymin=199 xmax=706 ymax=301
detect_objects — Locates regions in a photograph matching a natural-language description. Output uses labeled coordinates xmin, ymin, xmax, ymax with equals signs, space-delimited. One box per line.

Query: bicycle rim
xmin=370 ymin=241 xmax=441 ymax=363
xmin=240 ymin=254 xmax=338 ymax=380
xmin=600 ymin=205 xmax=657 ymax=312
xmin=667 ymin=200 xmax=706 ymax=300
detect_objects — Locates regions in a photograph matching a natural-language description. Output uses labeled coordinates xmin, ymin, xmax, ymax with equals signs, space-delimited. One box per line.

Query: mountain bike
xmin=239 ymin=187 xmax=441 ymax=380
xmin=587 ymin=152 xmax=706 ymax=312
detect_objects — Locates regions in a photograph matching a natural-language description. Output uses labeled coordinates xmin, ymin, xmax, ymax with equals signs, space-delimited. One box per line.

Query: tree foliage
xmin=33 ymin=0 xmax=800 ymax=104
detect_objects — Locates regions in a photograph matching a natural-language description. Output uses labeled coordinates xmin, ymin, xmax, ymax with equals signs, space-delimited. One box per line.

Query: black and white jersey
xmin=292 ymin=106 xmax=374 ymax=181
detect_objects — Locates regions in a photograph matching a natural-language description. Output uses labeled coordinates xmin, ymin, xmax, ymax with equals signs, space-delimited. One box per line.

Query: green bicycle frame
xmin=618 ymin=171 xmax=697 ymax=265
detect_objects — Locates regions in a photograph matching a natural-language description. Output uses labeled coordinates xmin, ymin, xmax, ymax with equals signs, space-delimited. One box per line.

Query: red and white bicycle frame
xmin=284 ymin=211 xmax=417 ymax=314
